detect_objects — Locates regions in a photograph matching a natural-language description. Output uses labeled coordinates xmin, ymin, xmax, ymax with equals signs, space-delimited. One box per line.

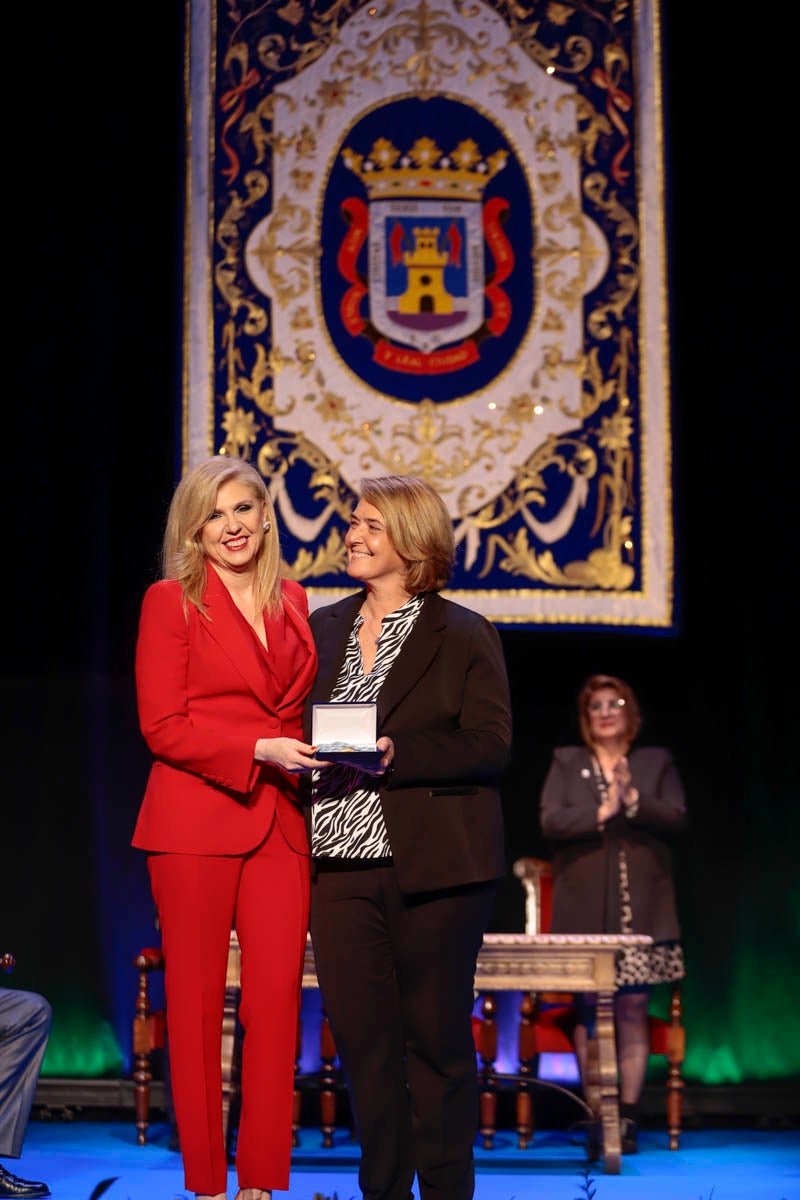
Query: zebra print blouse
xmin=310 ymin=592 xmax=425 ymax=859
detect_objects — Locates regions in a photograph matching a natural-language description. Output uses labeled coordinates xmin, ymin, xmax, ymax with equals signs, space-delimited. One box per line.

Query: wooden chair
xmin=132 ymin=936 xmax=244 ymax=1152
xmin=132 ymin=932 xmax=337 ymax=1151
xmin=510 ymin=857 xmax=685 ymax=1149
xmin=132 ymin=945 xmax=166 ymax=1145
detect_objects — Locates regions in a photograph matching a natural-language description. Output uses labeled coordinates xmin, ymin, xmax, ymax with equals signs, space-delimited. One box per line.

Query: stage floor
xmin=9 ymin=1120 xmax=799 ymax=1200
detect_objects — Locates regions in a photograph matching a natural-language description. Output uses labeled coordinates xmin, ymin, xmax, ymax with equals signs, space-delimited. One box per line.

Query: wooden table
xmin=225 ymin=929 xmax=652 ymax=1174
xmin=469 ymin=932 xmax=652 ymax=1173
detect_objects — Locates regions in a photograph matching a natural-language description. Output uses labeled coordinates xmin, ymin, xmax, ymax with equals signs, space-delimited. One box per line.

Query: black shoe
xmin=0 ymin=1164 xmax=51 ymax=1198
xmin=620 ymin=1116 xmax=638 ymax=1154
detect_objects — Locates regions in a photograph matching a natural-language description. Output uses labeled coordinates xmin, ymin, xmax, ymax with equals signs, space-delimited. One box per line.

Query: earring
xmin=262 ymin=520 xmax=271 ymax=533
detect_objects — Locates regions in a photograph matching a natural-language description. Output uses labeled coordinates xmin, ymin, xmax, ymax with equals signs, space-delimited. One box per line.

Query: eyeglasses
xmin=588 ymin=698 xmax=626 ymax=714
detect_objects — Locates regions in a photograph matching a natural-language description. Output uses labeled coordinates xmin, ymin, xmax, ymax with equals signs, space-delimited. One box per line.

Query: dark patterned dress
xmin=591 ymin=757 xmax=685 ymax=988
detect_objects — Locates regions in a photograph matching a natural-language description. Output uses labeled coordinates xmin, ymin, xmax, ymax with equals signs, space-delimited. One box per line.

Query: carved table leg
xmin=593 ymin=987 xmax=621 ymax=1173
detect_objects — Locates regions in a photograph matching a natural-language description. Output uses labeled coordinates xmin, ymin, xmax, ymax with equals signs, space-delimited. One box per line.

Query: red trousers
xmin=148 ymin=818 xmax=310 ymax=1194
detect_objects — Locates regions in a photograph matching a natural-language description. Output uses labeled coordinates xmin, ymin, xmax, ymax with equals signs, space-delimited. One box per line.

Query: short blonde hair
xmin=577 ymin=674 xmax=641 ymax=748
xmin=161 ymin=456 xmax=282 ymax=617
xmin=358 ymin=475 xmax=455 ymax=594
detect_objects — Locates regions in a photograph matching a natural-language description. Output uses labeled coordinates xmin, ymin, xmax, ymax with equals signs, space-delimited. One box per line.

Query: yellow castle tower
xmin=397 ymin=227 xmax=454 ymax=315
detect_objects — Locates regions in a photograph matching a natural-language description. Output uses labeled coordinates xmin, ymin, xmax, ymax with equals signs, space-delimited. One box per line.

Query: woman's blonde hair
xmin=358 ymin=475 xmax=455 ymax=594
xmin=577 ymin=673 xmax=642 ymax=748
xmin=161 ymin=456 xmax=282 ymax=617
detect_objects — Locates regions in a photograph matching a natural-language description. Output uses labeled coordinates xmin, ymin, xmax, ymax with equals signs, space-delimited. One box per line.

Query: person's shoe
xmin=0 ymin=1164 xmax=51 ymax=1198
xmin=620 ymin=1116 xmax=639 ymax=1154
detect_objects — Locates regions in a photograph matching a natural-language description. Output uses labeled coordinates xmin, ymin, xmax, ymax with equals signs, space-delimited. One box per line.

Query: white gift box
xmin=312 ymin=702 xmax=382 ymax=767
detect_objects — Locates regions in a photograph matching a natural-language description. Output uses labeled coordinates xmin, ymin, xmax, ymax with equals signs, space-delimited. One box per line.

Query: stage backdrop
xmin=184 ymin=0 xmax=673 ymax=629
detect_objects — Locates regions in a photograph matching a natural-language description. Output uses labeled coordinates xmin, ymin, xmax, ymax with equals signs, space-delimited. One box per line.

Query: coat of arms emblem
xmin=330 ymin=124 xmax=524 ymax=390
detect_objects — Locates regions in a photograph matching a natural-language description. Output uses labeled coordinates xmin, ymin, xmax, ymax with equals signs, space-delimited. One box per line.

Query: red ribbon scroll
xmin=338 ymin=198 xmax=369 ymax=335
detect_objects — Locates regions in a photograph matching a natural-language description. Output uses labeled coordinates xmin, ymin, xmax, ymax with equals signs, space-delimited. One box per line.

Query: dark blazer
xmin=133 ymin=567 xmax=316 ymax=856
xmin=305 ymin=590 xmax=512 ymax=894
xmin=539 ymin=745 xmax=687 ymax=941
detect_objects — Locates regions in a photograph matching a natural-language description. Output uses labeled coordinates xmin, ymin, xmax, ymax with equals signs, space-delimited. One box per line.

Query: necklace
xmin=359 ymin=607 xmax=382 ymax=644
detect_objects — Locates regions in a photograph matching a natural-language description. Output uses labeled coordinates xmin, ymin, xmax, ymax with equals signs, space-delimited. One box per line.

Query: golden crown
xmin=342 ymin=136 xmax=507 ymax=202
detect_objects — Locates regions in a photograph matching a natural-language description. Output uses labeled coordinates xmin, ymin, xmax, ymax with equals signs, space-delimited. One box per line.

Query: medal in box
xmin=312 ymin=702 xmax=382 ymax=768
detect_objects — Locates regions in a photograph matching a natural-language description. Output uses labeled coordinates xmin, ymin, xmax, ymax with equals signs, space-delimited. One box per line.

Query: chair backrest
xmin=512 ymin=857 xmax=554 ymax=934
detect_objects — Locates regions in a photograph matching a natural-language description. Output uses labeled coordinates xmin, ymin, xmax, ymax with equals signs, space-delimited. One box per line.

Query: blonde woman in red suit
xmin=133 ymin=456 xmax=323 ymax=1200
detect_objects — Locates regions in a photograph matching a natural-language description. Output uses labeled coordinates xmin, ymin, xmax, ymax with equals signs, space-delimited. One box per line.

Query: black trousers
xmin=310 ymin=862 xmax=496 ymax=1200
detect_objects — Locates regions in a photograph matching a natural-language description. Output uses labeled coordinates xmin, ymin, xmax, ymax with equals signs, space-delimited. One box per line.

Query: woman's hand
xmin=597 ymin=758 xmax=627 ymax=825
xmin=613 ymin=756 xmax=640 ymax=812
xmin=359 ymin=735 xmax=395 ymax=778
xmin=597 ymin=793 xmax=621 ymax=824
xmin=254 ymin=737 xmax=328 ymax=773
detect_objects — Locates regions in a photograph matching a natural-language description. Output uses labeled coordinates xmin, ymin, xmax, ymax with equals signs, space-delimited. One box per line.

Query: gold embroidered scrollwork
xmin=209 ymin=0 xmax=645 ymax=601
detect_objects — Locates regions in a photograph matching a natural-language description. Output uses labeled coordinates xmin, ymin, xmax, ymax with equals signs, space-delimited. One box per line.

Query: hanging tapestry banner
xmin=184 ymin=0 xmax=673 ymax=627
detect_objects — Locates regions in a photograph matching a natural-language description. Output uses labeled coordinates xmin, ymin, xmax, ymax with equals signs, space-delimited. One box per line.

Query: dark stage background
xmin=5 ymin=3 xmax=796 ymax=1105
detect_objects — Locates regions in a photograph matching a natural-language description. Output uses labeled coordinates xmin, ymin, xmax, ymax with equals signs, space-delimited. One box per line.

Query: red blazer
xmin=132 ymin=567 xmax=317 ymax=856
